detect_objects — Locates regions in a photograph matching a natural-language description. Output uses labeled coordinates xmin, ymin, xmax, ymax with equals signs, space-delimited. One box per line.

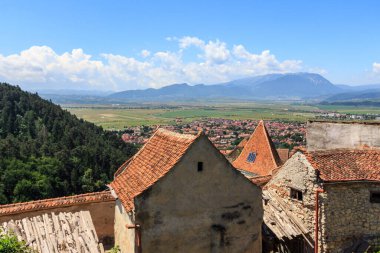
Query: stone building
xmin=264 ymin=121 xmax=380 ymax=253
xmin=109 ymin=128 xmax=263 ymax=253
xmin=232 ymin=120 xmax=282 ymax=177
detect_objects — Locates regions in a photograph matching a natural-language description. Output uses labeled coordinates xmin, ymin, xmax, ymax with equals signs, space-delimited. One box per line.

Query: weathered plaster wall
xmin=134 ymin=135 xmax=263 ymax=253
xmin=266 ymin=152 xmax=320 ymax=234
xmin=0 ymin=200 xmax=115 ymax=245
xmin=307 ymin=121 xmax=380 ymax=151
xmin=320 ymin=183 xmax=380 ymax=252
xmin=114 ymin=199 xmax=135 ymax=253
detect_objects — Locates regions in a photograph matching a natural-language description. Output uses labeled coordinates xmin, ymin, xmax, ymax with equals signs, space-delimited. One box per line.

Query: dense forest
xmin=0 ymin=83 xmax=137 ymax=204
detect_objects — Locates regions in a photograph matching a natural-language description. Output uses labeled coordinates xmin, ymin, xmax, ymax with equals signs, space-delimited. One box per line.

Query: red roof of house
xmin=232 ymin=121 xmax=282 ymax=176
xmin=237 ymin=138 xmax=248 ymax=148
xmin=304 ymin=149 xmax=380 ymax=182
xmin=110 ymin=128 xmax=199 ymax=211
xmin=276 ymin=148 xmax=290 ymax=164
xmin=0 ymin=191 xmax=114 ymax=216
xmin=249 ymin=175 xmax=272 ymax=187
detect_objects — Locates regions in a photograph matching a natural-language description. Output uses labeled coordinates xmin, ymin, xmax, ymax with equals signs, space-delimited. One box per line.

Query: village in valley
xmin=1 ymin=1 xmax=380 ymax=253
xmin=0 ymin=117 xmax=379 ymax=253
xmin=121 ymin=119 xmax=306 ymax=151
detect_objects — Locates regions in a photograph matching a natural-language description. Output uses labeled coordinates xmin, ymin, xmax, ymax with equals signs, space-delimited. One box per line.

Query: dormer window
xmin=246 ymin=152 xmax=256 ymax=163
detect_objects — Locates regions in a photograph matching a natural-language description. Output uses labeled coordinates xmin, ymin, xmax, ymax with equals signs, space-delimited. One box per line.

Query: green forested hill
xmin=0 ymin=83 xmax=137 ymax=204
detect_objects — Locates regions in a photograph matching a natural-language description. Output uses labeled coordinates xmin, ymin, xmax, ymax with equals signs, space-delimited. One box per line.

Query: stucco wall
xmin=320 ymin=183 xmax=380 ymax=252
xmin=266 ymin=152 xmax=320 ymax=234
xmin=114 ymin=199 xmax=135 ymax=253
xmin=134 ymin=135 xmax=263 ymax=253
xmin=0 ymin=200 xmax=115 ymax=246
xmin=306 ymin=121 xmax=380 ymax=151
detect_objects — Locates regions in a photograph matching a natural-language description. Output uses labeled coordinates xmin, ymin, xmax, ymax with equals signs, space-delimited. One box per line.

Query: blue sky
xmin=1 ymin=0 xmax=380 ymax=90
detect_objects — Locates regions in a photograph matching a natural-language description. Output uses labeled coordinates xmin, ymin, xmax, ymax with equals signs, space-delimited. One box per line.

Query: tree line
xmin=0 ymin=83 xmax=137 ymax=204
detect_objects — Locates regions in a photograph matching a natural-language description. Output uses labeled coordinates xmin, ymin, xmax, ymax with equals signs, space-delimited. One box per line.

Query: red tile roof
xmin=0 ymin=191 xmax=114 ymax=216
xmin=249 ymin=175 xmax=272 ymax=187
xmin=304 ymin=149 xmax=380 ymax=182
xmin=237 ymin=138 xmax=248 ymax=148
xmin=276 ymin=148 xmax=290 ymax=164
xmin=233 ymin=121 xmax=282 ymax=176
xmin=110 ymin=128 xmax=199 ymax=211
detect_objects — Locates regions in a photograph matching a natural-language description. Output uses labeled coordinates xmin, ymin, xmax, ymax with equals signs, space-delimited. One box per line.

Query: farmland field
xmin=66 ymin=103 xmax=380 ymax=130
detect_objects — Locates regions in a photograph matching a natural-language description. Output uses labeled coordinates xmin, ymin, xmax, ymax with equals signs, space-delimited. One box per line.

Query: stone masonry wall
xmin=266 ymin=152 xmax=320 ymax=234
xmin=320 ymin=183 xmax=380 ymax=252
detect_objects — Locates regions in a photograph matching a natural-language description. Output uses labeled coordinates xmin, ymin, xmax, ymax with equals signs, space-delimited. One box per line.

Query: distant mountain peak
xmin=108 ymin=72 xmax=341 ymax=101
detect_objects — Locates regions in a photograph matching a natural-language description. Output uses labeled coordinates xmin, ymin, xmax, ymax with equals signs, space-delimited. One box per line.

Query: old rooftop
xmin=304 ymin=149 xmax=380 ymax=182
xmin=0 ymin=191 xmax=114 ymax=216
xmin=110 ymin=128 xmax=200 ymax=211
xmin=233 ymin=120 xmax=282 ymax=176
xmin=1 ymin=210 xmax=104 ymax=253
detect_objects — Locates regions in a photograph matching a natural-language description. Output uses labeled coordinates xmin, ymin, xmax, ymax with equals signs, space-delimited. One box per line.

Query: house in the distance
xmin=264 ymin=121 xmax=380 ymax=253
xmin=109 ymin=128 xmax=263 ymax=253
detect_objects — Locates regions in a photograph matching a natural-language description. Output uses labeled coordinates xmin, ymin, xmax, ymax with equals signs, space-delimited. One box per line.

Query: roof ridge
xmin=0 ymin=191 xmax=114 ymax=216
xmin=156 ymin=128 xmax=197 ymax=140
xmin=110 ymin=128 xmax=201 ymax=211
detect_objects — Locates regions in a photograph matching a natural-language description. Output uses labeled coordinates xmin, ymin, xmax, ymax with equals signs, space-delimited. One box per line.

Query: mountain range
xmin=109 ymin=73 xmax=342 ymax=101
xmin=30 ymin=72 xmax=380 ymax=104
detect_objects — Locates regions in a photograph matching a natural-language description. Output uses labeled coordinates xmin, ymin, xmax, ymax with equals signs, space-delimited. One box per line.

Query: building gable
xmin=109 ymin=128 xmax=199 ymax=211
xmin=133 ymin=134 xmax=263 ymax=253
xmin=233 ymin=120 xmax=282 ymax=176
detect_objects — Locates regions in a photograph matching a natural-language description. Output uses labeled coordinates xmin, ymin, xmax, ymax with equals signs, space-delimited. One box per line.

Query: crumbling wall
xmin=320 ymin=183 xmax=380 ymax=252
xmin=306 ymin=121 xmax=380 ymax=151
xmin=265 ymin=152 xmax=320 ymax=233
xmin=134 ymin=135 xmax=263 ymax=253
xmin=0 ymin=200 xmax=115 ymax=246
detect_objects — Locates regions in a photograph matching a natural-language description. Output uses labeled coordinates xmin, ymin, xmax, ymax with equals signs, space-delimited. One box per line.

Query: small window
xmin=290 ymin=188 xmax=303 ymax=201
xmin=246 ymin=152 xmax=257 ymax=163
xmin=197 ymin=162 xmax=203 ymax=172
xmin=370 ymin=192 xmax=380 ymax=203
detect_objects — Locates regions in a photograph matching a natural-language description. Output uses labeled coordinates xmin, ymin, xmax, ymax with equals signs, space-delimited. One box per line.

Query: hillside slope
xmin=0 ymin=83 xmax=137 ymax=204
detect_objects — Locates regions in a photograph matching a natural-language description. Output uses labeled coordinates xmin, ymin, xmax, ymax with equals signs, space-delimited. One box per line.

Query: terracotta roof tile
xmin=303 ymin=149 xmax=380 ymax=182
xmin=276 ymin=148 xmax=290 ymax=164
xmin=232 ymin=121 xmax=282 ymax=176
xmin=0 ymin=191 xmax=114 ymax=216
xmin=110 ymin=128 xmax=199 ymax=211
xmin=237 ymin=138 xmax=248 ymax=148
xmin=249 ymin=175 xmax=272 ymax=187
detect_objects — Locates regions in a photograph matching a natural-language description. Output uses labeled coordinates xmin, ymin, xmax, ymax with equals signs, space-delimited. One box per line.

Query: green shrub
xmin=0 ymin=231 xmax=34 ymax=253
xmin=110 ymin=245 xmax=120 ymax=253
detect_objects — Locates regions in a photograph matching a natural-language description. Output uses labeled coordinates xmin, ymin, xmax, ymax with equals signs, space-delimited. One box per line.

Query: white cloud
xmin=0 ymin=37 xmax=310 ymax=91
xmin=178 ymin=36 xmax=205 ymax=49
xmin=373 ymin=62 xmax=380 ymax=73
